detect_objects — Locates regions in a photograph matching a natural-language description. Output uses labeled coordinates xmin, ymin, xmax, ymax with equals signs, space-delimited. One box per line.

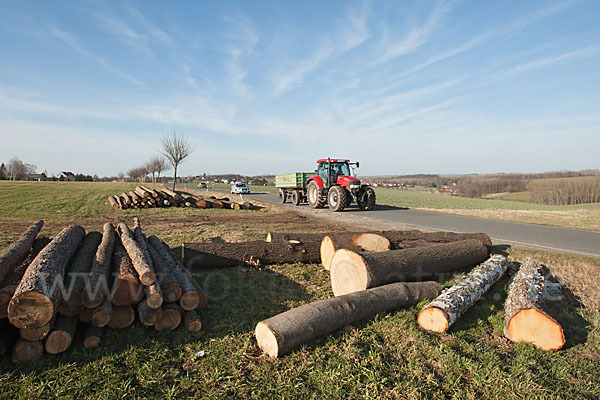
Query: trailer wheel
xmin=328 ymin=186 xmax=349 ymax=212
xmin=292 ymin=190 xmax=301 ymax=206
xmin=279 ymin=189 xmax=287 ymax=204
xmin=357 ymin=187 xmax=376 ymax=211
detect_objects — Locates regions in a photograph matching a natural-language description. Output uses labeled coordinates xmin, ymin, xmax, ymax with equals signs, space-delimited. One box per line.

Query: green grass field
xmin=1 ymin=181 xmax=598 ymax=399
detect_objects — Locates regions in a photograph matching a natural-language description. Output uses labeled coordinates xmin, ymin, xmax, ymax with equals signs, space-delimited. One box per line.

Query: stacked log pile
xmin=107 ymin=186 xmax=255 ymax=211
xmin=0 ymin=220 xmax=206 ymax=363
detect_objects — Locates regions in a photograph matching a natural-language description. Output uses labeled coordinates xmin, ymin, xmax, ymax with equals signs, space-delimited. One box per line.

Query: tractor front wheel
xmin=307 ymin=181 xmax=326 ymax=209
xmin=328 ymin=186 xmax=349 ymax=212
xmin=357 ymin=187 xmax=376 ymax=211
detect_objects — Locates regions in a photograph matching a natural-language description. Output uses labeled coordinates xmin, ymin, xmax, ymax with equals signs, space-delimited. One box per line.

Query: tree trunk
xmin=83 ymin=324 xmax=103 ymax=348
xmin=255 ymin=281 xmax=442 ymax=357
xmin=147 ymin=242 xmax=182 ymax=303
xmin=147 ymin=236 xmax=207 ymax=310
xmin=82 ymin=224 xmax=115 ymax=308
xmin=58 ymin=232 xmax=102 ymax=317
xmin=330 ymin=239 xmax=489 ymax=297
xmin=172 ymin=166 xmax=177 ymax=192
xmin=108 ymin=305 xmax=135 ymax=329
xmin=0 ymin=220 xmax=44 ymax=283
xmin=418 ymin=255 xmax=510 ymax=332
xmin=8 ymin=225 xmax=85 ymax=329
xmin=44 ymin=316 xmax=78 ymax=354
xmin=117 ymin=223 xmax=156 ymax=285
xmin=91 ymin=297 xmax=112 ymax=327
xmin=154 ymin=303 xmax=182 ymax=331
xmin=20 ymin=320 xmax=52 ymax=342
xmin=183 ymin=240 xmax=322 ymax=269
xmin=184 ymin=310 xmax=203 ymax=332
xmin=12 ymin=338 xmax=44 ymax=364
xmin=111 ymin=242 xmax=144 ymax=306
xmin=380 ymin=230 xmax=492 ymax=248
xmin=0 ymin=237 xmax=51 ymax=318
xmin=320 ymin=233 xmax=391 ymax=271
xmin=504 ymin=258 xmax=565 ymax=351
xmin=138 ymin=299 xmax=162 ymax=326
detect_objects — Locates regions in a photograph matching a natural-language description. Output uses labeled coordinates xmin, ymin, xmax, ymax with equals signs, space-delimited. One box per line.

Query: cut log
xmin=380 ymin=230 xmax=493 ymax=248
xmin=148 ymin=236 xmax=207 ymax=310
xmin=115 ymin=195 xmax=126 ymax=209
xmin=266 ymin=232 xmax=326 ymax=243
xmin=20 ymin=320 xmax=52 ymax=342
xmin=108 ymin=196 xmax=120 ymax=209
xmin=184 ymin=310 xmax=203 ymax=332
xmin=129 ymin=191 xmax=141 ymax=204
xmin=140 ymin=186 xmax=158 ymax=198
xmin=135 ymin=186 xmax=152 ymax=198
xmin=138 ymin=298 xmax=162 ymax=326
xmin=196 ymin=199 xmax=213 ymax=209
xmin=0 ymin=319 xmax=19 ymax=357
xmin=418 ymin=255 xmax=510 ymax=332
xmin=0 ymin=237 xmax=51 ymax=318
xmin=117 ymin=223 xmax=156 ymax=285
xmin=504 ymin=259 xmax=565 ymax=351
xmin=256 ymin=281 xmax=442 ymax=357
xmin=144 ymin=282 xmax=163 ymax=309
xmin=0 ymin=220 xmax=44 ymax=284
xmin=44 ymin=316 xmax=77 ymax=354
xmin=111 ymin=242 xmax=144 ymax=306
xmin=91 ymin=297 xmax=112 ymax=327
xmin=211 ymin=199 xmax=224 ymax=209
xmin=108 ymin=305 xmax=135 ymax=329
xmin=320 ymin=233 xmax=391 ymax=271
xmin=121 ymin=192 xmax=132 ymax=205
xmin=59 ymin=232 xmax=102 ymax=317
xmin=82 ymin=223 xmax=116 ymax=308
xmin=12 ymin=338 xmax=43 ymax=364
xmin=83 ymin=324 xmax=103 ymax=348
xmin=147 ymin=242 xmax=182 ymax=303
xmin=8 ymin=225 xmax=85 ymax=329
xmin=183 ymin=240 xmax=322 ymax=269
xmin=154 ymin=303 xmax=182 ymax=331
xmin=79 ymin=306 xmax=94 ymax=323
xmin=330 ymin=239 xmax=489 ymax=297
xmin=161 ymin=188 xmax=181 ymax=200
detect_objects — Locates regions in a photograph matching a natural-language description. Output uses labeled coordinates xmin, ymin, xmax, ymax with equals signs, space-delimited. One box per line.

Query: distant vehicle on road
xmin=231 ymin=182 xmax=250 ymax=194
xmin=198 ymin=182 xmax=207 ymax=188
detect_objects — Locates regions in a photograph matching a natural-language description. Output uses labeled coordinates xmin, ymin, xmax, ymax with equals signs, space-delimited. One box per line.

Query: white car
xmin=231 ymin=182 xmax=250 ymax=194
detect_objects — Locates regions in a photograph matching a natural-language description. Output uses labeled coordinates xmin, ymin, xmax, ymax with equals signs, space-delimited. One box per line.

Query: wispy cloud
xmin=126 ymin=6 xmax=173 ymax=47
xmin=48 ymin=25 xmax=144 ymax=87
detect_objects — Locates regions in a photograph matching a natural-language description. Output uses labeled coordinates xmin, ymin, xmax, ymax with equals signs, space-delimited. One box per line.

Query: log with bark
xmin=108 ymin=196 xmax=120 ymax=209
xmin=380 ymin=230 xmax=493 ymax=248
xmin=148 ymin=236 xmax=207 ymax=310
xmin=161 ymin=188 xmax=181 ymax=200
xmin=504 ymin=259 xmax=565 ymax=351
xmin=138 ymin=299 xmax=162 ymax=326
xmin=330 ymin=239 xmax=489 ymax=297
xmin=320 ymin=232 xmax=391 ymax=271
xmin=418 ymin=255 xmax=510 ymax=332
xmin=58 ymin=232 xmax=102 ymax=317
xmin=144 ymin=281 xmax=163 ymax=309
xmin=147 ymin=242 xmax=182 ymax=303
xmin=20 ymin=320 xmax=52 ymax=342
xmin=0 ymin=237 xmax=51 ymax=318
xmin=184 ymin=310 xmax=203 ymax=332
xmin=91 ymin=297 xmax=112 ymax=327
xmin=82 ymin=223 xmax=116 ymax=308
xmin=108 ymin=305 xmax=135 ymax=329
xmin=8 ymin=225 xmax=85 ymax=329
xmin=183 ymin=240 xmax=323 ymax=269
xmin=44 ymin=316 xmax=78 ymax=354
xmin=266 ymin=232 xmax=326 ymax=244
xmin=255 ymin=281 xmax=442 ymax=357
xmin=12 ymin=338 xmax=44 ymax=364
xmin=117 ymin=223 xmax=156 ymax=285
xmin=83 ymin=324 xmax=103 ymax=348
xmin=121 ymin=192 xmax=132 ymax=206
xmin=111 ymin=242 xmax=144 ymax=306
xmin=154 ymin=303 xmax=182 ymax=331
xmin=135 ymin=186 xmax=152 ymax=198
xmin=0 ymin=220 xmax=44 ymax=284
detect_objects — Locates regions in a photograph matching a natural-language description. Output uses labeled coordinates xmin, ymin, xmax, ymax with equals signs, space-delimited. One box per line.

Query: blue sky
xmin=1 ymin=0 xmax=599 ymax=177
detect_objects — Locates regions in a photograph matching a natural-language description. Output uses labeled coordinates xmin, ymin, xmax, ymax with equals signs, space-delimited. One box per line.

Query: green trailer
xmin=275 ymin=172 xmax=315 ymax=205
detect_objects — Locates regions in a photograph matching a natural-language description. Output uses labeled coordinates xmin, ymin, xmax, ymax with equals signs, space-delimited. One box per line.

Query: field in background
xmin=0 ymin=181 xmax=598 ymax=398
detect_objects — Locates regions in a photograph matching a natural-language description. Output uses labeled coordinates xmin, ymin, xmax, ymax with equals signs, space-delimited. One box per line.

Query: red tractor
xmin=276 ymin=158 xmax=376 ymax=212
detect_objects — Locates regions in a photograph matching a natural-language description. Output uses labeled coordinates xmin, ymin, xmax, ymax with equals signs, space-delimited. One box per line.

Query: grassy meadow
xmin=0 ymin=181 xmax=598 ymax=399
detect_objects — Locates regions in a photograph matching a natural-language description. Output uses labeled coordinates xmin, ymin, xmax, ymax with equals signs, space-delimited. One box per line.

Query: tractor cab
xmin=314 ymin=159 xmax=360 ymax=190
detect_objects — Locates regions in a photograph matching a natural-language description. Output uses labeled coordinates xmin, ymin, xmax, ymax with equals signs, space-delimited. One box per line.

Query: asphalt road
xmin=230 ymin=190 xmax=600 ymax=259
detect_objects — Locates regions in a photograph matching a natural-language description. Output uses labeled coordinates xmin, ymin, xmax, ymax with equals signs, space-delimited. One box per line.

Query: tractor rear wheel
xmin=328 ymin=186 xmax=349 ymax=212
xmin=357 ymin=187 xmax=376 ymax=211
xmin=292 ymin=190 xmax=301 ymax=206
xmin=279 ymin=189 xmax=287 ymax=204
xmin=307 ymin=181 xmax=326 ymax=209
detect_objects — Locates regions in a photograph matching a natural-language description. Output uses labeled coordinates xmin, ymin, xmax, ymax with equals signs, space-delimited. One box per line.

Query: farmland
xmin=0 ymin=181 xmax=598 ymax=399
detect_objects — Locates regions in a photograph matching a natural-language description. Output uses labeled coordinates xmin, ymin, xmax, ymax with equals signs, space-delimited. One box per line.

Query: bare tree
xmin=161 ymin=131 xmax=192 ymax=191
xmin=117 ymin=172 xmax=125 ymax=182
xmin=7 ymin=158 xmax=36 ymax=181
xmin=146 ymin=156 xmax=170 ymax=183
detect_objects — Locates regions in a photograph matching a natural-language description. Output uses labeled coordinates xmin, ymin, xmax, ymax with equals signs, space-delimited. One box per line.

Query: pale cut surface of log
xmin=320 ymin=233 xmax=391 ymax=271
xmin=8 ymin=225 xmax=85 ymax=329
xmin=144 ymin=282 xmax=163 ymax=309
xmin=118 ymin=223 xmax=156 ymax=285
xmin=83 ymin=224 xmax=115 ymax=308
xmin=504 ymin=259 xmax=565 ymax=351
xmin=256 ymin=281 xmax=441 ymax=357
xmin=0 ymin=220 xmax=44 ymax=284
xmin=138 ymin=299 xmax=162 ymax=326
xmin=83 ymin=324 xmax=103 ymax=348
xmin=330 ymin=240 xmax=489 ymax=297
xmin=58 ymin=232 xmax=102 ymax=317
xmin=108 ymin=196 xmax=119 ymax=209
xmin=184 ymin=310 xmax=203 ymax=332
xmin=418 ymin=255 xmax=510 ymax=332
xmin=108 ymin=305 xmax=135 ymax=329
xmin=45 ymin=316 xmax=78 ymax=354
xmin=154 ymin=303 xmax=182 ymax=331
xmin=111 ymin=242 xmax=144 ymax=306
xmin=147 ymin=236 xmax=206 ymax=310
xmin=20 ymin=322 xmax=52 ymax=342
xmin=91 ymin=297 xmax=112 ymax=327
xmin=0 ymin=237 xmax=51 ymax=318
xmin=12 ymin=338 xmax=43 ymax=364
